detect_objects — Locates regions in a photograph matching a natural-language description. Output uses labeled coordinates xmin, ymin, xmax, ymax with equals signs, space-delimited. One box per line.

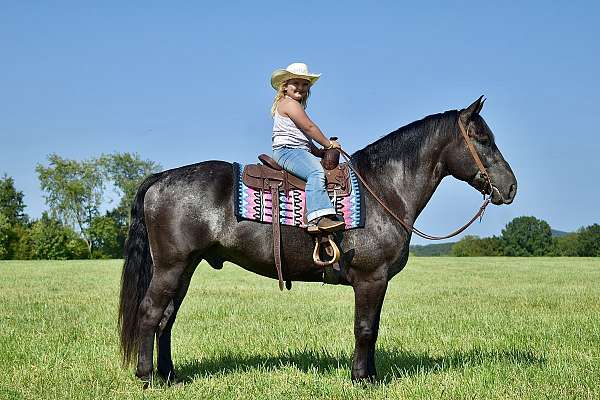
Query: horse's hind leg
xmin=156 ymin=265 xmax=195 ymax=383
xmin=135 ymin=262 xmax=186 ymax=383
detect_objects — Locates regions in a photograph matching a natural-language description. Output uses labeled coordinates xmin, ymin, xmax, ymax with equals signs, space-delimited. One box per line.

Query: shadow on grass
xmin=176 ymin=346 xmax=545 ymax=383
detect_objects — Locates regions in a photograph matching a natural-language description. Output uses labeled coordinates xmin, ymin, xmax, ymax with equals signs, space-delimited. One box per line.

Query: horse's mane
xmin=353 ymin=110 xmax=459 ymax=171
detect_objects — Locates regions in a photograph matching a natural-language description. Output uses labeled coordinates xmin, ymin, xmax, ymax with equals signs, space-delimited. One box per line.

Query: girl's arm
xmin=308 ymin=141 xmax=325 ymax=158
xmin=280 ymin=100 xmax=334 ymax=148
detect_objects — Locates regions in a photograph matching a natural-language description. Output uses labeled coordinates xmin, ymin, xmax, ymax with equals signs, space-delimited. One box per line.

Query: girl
xmin=270 ymin=62 xmax=344 ymax=233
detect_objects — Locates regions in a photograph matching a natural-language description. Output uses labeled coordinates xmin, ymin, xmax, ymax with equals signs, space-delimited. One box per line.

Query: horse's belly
xmin=221 ymin=250 xmax=325 ymax=283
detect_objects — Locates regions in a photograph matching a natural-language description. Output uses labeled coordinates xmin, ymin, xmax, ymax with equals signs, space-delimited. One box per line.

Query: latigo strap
xmin=268 ymin=181 xmax=285 ymax=291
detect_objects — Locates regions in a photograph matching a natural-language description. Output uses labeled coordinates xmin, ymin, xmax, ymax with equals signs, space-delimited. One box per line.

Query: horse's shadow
xmin=176 ymin=346 xmax=545 ymax=384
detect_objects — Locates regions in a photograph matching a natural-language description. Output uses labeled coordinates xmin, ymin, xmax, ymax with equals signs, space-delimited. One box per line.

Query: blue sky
xmin=1 ymin=1 xmax=598 ymax=244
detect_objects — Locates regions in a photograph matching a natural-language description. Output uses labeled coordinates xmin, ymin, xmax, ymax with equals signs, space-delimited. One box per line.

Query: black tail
xmin=118 ymin=172 xmax=163 ymax=366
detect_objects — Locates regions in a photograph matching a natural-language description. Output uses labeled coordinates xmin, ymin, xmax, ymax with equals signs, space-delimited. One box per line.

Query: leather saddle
xmin=240 ymin=151 xmax=348 ymax=291
xmin=242 ymin=154 xmax=351 ymax=197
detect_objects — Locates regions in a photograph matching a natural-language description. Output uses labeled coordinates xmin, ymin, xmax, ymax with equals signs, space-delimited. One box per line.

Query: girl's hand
xmin=327 ymin=139 xmax=341 ymax=150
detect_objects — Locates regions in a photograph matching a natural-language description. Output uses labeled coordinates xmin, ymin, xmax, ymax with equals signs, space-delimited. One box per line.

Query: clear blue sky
xmin=1 ymin=2 xmax=598 ymax=244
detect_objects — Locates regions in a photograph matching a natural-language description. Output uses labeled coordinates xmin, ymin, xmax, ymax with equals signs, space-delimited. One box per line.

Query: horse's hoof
xmin=351 ymin=370 xmax=376 ymax=383
xmin=158 ymin=369 xmax=181 ymax=386
xmin=138 ymin=376 xmax=152 ymax=390
xmin=170 ymin=380 xmax=184 ymax=388
xmin=136 ymin=369 xmax=154 ymax=389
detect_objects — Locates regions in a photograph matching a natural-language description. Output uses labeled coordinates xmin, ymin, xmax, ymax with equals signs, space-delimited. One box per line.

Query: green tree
xmin=11 ymin=224 xmax=33 ymax=260
xmin=501 ymin=216 xmax=554 ymax=256
xmin=0 ymin=213 xmax=13 ymax=259
xmin=88 ymin=213 xmax=123 ymax=258
xmin=575 ymin=224 xmax=600 ymax=256
xmin=98 ymin=152 xmax=160 ymax=257
xmin=452 ymin=235 xmax=503 ymax=256
xmin=36 ymin=154 xmax=104 ymax=255
xmin=35 ymin=152 xmax=160 ymax=259
xmin=452 ymin=235 xmax=479 ymax=256
xmin=99 ymin=152 xmax=161 ymax=226
xmin=552 ymin=233 xmax=580 ymax=256
xmin=28 ymin=213 xmax=88 ymax=260
xmin=0 ymin=175 xmax=30 ymax=259
xmin=0 ymin=174 xmax=28 ymax=225
xmin=479 ymin=237 xmax=504 ymax=256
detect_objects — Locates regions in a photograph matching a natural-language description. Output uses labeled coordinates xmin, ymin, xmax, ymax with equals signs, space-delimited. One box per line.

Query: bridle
xmin=338 ymin=115 xmax=494 ymax=241
xmin=457 ymin=117 xmax=493 ymax=197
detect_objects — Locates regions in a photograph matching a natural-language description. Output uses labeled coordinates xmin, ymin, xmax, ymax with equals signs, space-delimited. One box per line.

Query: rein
xmin=337 ymin=117 xmax=492 ymax=241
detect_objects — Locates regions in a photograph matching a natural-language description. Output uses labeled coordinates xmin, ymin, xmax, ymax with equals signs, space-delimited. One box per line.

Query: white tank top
xmin=272 ymin=108 xmax=311 ymax=151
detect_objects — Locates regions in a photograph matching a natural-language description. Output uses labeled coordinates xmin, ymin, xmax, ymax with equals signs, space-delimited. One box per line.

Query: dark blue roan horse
xmin=118 ymin=97 xmax=517 ymax=383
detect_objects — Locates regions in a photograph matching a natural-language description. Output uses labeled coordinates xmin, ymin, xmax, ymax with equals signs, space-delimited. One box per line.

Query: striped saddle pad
xmin=233 ymin=162 xmax=364 ymax=229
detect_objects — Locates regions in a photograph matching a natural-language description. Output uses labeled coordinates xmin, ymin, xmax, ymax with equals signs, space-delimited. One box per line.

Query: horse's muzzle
xmin=490 ymin=182 xmax=517 ymax=205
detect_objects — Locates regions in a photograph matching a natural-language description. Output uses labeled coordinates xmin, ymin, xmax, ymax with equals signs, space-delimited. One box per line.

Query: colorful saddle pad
xmin=233 ymin=163 xmax=364 ymax=229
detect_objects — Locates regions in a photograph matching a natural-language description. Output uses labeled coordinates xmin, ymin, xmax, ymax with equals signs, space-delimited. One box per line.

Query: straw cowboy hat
xmin=270 ymin=63 xmax=321 ymax=90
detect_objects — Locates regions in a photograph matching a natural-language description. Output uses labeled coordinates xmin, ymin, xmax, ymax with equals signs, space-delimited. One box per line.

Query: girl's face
xmin=284 ymin=79 xmax=310 ymax=101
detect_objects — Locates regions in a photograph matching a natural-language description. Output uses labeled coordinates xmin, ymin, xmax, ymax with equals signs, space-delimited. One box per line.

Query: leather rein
xmin=338 ymin=116 xmax=493 ymax=241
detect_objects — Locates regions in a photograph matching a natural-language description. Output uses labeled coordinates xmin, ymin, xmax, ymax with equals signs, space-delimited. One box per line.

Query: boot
xmin=306 ymin=216 xmax=345 ymax=234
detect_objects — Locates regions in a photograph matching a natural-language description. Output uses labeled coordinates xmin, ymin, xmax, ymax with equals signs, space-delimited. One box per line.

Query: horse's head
xmin=444 ymin=96 xmax=517 ymax=205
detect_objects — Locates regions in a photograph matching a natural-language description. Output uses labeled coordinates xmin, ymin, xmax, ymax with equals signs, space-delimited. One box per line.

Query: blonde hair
xmin=270 ymin=81 xmax=311 ymax=116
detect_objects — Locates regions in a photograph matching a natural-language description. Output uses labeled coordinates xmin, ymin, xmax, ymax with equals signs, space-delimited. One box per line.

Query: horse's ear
xmin=476 ymin=97 xmax=486 ymax=114
xmin=460 ymin=95 xmax=485 ymax=120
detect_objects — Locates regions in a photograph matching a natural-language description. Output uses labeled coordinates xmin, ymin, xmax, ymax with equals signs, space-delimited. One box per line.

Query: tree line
xmin=451 ymin=216 xmax=600 ymax=257
xmin=0 ymin=153 xmax=160 ymax=260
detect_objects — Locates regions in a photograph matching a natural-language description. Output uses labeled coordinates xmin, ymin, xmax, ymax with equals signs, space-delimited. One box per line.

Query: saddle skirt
xmin=233 ymin=161 xmax=364 ymax=229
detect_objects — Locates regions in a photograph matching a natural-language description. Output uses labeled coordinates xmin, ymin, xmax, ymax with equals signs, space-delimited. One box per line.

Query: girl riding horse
xmin=270 ymin=62 xmax=344 ymax=233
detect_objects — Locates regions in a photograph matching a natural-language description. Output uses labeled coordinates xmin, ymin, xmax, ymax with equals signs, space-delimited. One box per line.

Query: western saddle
xmin=240 ymin=146 xmax=348 ymax=290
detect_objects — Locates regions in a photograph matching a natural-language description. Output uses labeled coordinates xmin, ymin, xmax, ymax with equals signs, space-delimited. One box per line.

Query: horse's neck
xmin=356 ymin=128 xmax=452 ymax=225
xmin=399 ymin=156 xmax=447 ymax=222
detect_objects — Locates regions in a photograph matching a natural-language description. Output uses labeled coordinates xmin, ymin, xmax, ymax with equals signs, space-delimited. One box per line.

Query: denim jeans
xmin=272 ymin=147 xmax=336 ymax=222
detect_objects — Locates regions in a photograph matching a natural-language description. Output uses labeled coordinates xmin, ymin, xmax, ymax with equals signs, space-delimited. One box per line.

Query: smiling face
xmin=284 ymin=78 xmax=311 ymax=101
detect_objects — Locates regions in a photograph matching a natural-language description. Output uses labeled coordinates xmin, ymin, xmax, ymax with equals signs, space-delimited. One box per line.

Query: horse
xmin=118 ymin=96 xmax=517 ymax=383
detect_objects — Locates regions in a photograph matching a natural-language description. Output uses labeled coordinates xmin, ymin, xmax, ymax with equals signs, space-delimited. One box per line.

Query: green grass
xmin=0 ymin=257 xmax=599 ymax=399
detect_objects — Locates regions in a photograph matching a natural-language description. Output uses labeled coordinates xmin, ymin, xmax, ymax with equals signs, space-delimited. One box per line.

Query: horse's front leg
xmin=351 ymin=274 xmax=388 ymax=381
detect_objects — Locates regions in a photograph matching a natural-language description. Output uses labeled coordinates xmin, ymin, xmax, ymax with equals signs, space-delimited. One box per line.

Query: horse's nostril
xmin=509 ymin=183 xmax=517 ymax=199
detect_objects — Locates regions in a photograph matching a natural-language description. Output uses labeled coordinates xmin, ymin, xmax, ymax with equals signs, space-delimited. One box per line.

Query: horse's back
xmin=142 ymin=161 xmax=236 ymax=255
xmin=145 ymin=159 xmax=234 ymax=203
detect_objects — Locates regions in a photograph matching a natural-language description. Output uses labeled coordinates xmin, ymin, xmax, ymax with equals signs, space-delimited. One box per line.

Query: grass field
xmin=0 ymin=258 xmax=599 ymax=399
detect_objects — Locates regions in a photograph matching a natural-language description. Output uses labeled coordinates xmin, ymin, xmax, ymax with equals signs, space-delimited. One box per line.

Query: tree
xmin=552 ymin=233 xmax=580 ymax=256
xmin=35 ymin=152 xmax=161 ymax=259
xmin=501 ymin=216 xmax=554 ymax=256
xmin=88 ymin=213 xmax=123 ymax=258
xmin=0 ymin=213 xmax=13 ymax=259
xmin=99 ymin=152 xmax=161 ymax=226
xmin=28 ymin=213 xmax=88 ymax=260
xmin=452 ymin=235 xmax=479 ymax=256
xmin=36 ymin=154 xmax=104 ymax=255
xmin=575 ymin=224 xmax=600 ymax=257
xmin=11 ymin=224 xmax=33 ymax=260
xmin=0 ymin=174 xmax=28 ymax=225
xmin=452 ymin=235 xmax=503 ymax=256
xmin=98 ymin=152 xmax=160 ymax=257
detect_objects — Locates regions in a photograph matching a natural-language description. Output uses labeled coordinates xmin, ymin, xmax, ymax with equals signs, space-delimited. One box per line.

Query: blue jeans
xmin=273 ymin=147 xmax=336 ymax=222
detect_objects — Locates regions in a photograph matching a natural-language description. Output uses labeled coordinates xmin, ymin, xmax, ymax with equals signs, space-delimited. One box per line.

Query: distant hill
xmin=410 ymin=242 xmax=455 ymax=256
xmin=551 ymin=229 xmax=570 ymax=237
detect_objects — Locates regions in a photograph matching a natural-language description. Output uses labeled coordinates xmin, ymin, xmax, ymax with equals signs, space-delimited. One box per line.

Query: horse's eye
xmin=475 ymin=132 xmax=490 ymax=145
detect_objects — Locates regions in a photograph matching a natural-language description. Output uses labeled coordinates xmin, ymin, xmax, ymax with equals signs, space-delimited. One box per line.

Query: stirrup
xmin=312 ymin=235 xmax=341 ymax=267
xmin=306 ymin=224 xmax=320 ymax=234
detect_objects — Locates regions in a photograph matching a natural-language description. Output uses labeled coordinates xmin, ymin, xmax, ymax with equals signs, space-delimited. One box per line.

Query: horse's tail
xmin=118 ymin=172 xmax=163 ymax=367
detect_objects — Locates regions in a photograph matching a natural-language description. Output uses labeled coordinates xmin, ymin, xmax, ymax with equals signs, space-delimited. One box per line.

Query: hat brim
xmin=271 ymin=70 xmax=321 ymax=90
